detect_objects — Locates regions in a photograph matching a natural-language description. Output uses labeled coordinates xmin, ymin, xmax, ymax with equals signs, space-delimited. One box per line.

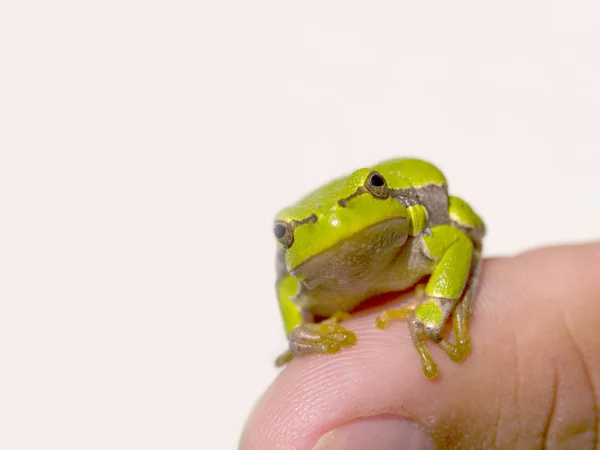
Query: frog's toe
xmin=422 ymin=361 xmax=439 ymax=379
xmin=312 ymin=323 xmax=356 ymax=347
xmin=455 ymin=336 xmax=471 ymax=359
xmin=438 ymin=340 xmax=461 ymax=362
xmin=274 ymin=350 xmax=294 ymax=367
xmin=376 ymin=302 xmax=419 ymax=329
xmin=376 ymin=310 xmax=407 ymax=329
xmin=290 ymin=339 xmax=340 ymax=355
xmin=454 ymin=337 xmax=471 ymax=361
xmin=439 ymin=341 xmax=470 ymax=363
xmin=461 ymin=337 xmax=471 ymax=354
xmin=288 ymin=323 xmax=356 ymax=357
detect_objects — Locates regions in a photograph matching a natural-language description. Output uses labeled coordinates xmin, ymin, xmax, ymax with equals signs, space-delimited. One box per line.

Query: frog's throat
xmin=288 ymin=216 xmax=408 ymax=276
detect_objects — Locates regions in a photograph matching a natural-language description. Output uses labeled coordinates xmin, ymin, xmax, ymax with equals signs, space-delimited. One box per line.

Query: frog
xmin=272 ymin=158 xmax=485 ymax=379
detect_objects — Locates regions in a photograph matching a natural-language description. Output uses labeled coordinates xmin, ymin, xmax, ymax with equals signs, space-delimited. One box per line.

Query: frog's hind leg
xmin=442 ymin=194 xmax=484 ymax=359
xmin=438 ymin=248 xmax=483 ymax=362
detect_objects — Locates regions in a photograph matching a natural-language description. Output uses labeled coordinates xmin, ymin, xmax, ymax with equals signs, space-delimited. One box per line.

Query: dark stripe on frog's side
xmin=392 ymin=183 xmax=450 ymax=228
xmin=291 ymin=214 xmax=318 ymax=229
xmin=337 ymin=186 xmax=367 ymax=208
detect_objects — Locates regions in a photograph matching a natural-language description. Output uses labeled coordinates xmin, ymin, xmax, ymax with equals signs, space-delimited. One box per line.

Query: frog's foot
xmin=375 ymin=284 xmax=425 ymax=329
xmin=274 ymin=311 xmax=355 ymax=367
xmin=288 ymin=322 xmax=356 ymax=357
xmin=274 ymin=350 xmax=294 ymax=367
xmin=376 ymin=300 xmax=419 ymax=329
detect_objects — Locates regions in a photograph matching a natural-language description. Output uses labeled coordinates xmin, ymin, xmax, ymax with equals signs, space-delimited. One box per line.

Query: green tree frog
xmin=273 ymin=158 xmax=485 ymax=379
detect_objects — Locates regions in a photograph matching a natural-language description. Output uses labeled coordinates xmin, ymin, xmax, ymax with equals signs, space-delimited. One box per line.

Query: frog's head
xmin=274 ymin=168 xmax=410 ymax=278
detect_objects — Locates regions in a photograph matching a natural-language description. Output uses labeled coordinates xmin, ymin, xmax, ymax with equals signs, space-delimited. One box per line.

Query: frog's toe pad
xmin=454 ymin=338 xmax=471 ymax=361
xmin=423 ymin=361 xmax=439 ymax=379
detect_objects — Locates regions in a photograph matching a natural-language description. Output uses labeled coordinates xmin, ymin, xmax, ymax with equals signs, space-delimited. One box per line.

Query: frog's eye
xmin=273 ymin=220 xmax=294 ymax=248
xmin=365 ymin=171 xmax=389 ymax=199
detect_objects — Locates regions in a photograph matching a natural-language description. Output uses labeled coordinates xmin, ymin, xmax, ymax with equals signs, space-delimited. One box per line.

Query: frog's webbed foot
xmin=275 ymin=312 xmax=356 ymax=367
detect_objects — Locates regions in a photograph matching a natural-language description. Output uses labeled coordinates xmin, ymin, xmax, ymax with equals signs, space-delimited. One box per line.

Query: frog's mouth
xmin=290 ymin=217 xmax=409 ymax=288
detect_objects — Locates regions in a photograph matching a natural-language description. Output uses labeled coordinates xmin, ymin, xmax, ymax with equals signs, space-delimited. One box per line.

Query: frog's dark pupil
xmin=274 ymin=224 xmax=286 ymax=239
xmin=371 ymin=174 xmax=384 ymax=187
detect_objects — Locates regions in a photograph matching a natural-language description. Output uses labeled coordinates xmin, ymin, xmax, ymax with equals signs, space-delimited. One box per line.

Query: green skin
xmin=273 ymin=158 xmax=485 ymax=379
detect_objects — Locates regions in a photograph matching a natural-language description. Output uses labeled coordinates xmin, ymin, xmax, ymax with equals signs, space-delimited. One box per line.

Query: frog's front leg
xmin=439 ymin=248 xmax=482 ymax=360
xmin=274 ymin=274 xmax=355 ymax=366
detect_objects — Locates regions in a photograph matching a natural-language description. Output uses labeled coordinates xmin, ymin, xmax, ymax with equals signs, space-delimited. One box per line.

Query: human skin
xmin=241 ymin=243 xmax=600 ymax=449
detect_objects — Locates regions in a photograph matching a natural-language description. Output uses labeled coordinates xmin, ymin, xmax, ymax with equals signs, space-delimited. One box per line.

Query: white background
xmin=1 ymin=1 xmax=599 ymax=449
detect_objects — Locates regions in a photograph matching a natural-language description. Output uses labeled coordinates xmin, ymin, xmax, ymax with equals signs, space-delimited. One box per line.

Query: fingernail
xmin=312 ymin=416 xmax=435 ymax=450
